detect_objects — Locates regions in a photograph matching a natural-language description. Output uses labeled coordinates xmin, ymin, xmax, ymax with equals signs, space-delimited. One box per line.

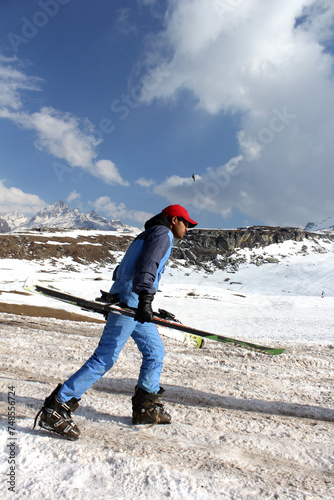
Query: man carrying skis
xmin=34 ymin=204 xmax=197 ymax=440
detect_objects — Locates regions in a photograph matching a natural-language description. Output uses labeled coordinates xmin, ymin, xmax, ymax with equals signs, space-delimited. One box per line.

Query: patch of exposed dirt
xmin=0 ymin=302 xmax=104 ymax=323
xmin=0 ymin=233 xmax=134 ymax=264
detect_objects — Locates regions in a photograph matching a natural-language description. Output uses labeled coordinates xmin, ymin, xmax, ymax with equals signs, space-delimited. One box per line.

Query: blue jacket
xmin=109 ymin=213 xmax=174 ymax=307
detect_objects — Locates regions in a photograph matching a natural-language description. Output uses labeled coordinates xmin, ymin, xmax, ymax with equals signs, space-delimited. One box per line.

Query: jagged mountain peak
xmin=25 ymin=200 xmax=73 ymax=225
xmin=10 ymin=201 xmax=137 ymax=232
xmin=0 ymin=211 xmax=30 ymax=231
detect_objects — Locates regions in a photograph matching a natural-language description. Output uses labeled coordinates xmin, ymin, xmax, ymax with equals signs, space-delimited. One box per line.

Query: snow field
xmin=0 ymin=232 xmax=334 ymax=499
xmin=0 ymin=315 xmax=333 ymax=499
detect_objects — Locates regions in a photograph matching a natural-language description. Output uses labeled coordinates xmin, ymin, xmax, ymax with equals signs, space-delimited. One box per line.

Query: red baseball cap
xmin=162 ymin=204 xmax=197 ymax=228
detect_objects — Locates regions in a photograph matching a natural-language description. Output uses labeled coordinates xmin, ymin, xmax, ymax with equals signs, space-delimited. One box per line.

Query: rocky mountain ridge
xmin=173 ymin=226 xmax=334 ymax=271
xmin=1 ymin=225 xmax=333 ymax=273
xmin=1 ymin=202 xmax=334 ymax=273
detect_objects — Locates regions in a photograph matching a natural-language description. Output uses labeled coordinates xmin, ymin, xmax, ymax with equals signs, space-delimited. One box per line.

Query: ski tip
xmin=24 ymin=277 xmax=31 ymax=287
xmin=24 ymin=277 xmax=36 ymax=292
xmin=266 ymin=348 xmax=285 ymax=356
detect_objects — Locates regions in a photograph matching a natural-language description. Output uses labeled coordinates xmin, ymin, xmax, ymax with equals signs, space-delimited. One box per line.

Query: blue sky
xmin=0 ymin=0 xmax=334 ymax=229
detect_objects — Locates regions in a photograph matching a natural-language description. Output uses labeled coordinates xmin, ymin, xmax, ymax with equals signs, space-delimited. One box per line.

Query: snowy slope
xmin=1 ymin=315 xmax=333 ymax=500
xmin=304 ymin=216 xmax=334 ymax=233
xmin=0 ymin=211 xmax=29 ymax=231
xmin=0 ymin=230 xmax=333 ymax=499
xmin=0 ymin=232 xmax=334 ymax=341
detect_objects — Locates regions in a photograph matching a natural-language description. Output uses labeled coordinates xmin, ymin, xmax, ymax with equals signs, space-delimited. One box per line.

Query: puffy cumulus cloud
xmin=135 ymin=177 xmax=155 ymax=188
xmin=154 ymin=173 xmax=202 ymax=204
xmin=66 ymin=190 xmax=81 ymax=204
xmin=0 ymin=56 xmax=128 ymax=187
xmin=92 ymin=160 xmax=129 ymax=186
xmin=141 ymin=0 xmax=334 ymax=226
xmin=154 ymin=156 xmax=243 ymax=218
xmin=4 ymin=107 xmax=102 ymax=169
xmin=0 ymin=180 xmax=45 ymax=214
xmin=91 ymin=196 xmax=152 ymax=225
xmin=140 ymin=0 xmax=326 ymax=113
xmin=297 ymin=0 xmax=334 ymax=45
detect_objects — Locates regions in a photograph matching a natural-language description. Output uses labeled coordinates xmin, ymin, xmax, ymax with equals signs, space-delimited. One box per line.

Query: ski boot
xmin=33 ymin=384 xmax=81 ymax=441
xmin=132 ymin=385 xmax=171 ymax=425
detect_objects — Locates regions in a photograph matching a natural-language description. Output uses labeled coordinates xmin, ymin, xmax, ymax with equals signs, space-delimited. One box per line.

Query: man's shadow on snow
xmin=92 ymin=377 xmax=334 ymax=423
xmin=1 ymin=377 xmax=333 ymax=434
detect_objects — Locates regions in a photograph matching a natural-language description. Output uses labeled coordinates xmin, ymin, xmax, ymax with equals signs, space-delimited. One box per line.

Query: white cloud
xmin=154 ymin=156 xmax=243 ymax=217
xmin=0 ymin=55 xmax=42 ymax=110
xmin=135 ymin=177 xmax=155 ymax=188
xmin=92 ymin=196 xmax=152 ymax=225
xmin=66 ymin=190 xmax=81 ymax=204
xmin=0 ymin=57 xmax=128 ymax=187
xmin=92 ymin=160 xmax=129 ymax=186
xmin=0 ymin=180 xmax=45 ymax=214
xmin=2 ymin=107 xmax=102 ymax=168
xmin=141 ymin=0 xmax=334 ymax=226
xmin=116 ymin=8 xmax=137 ymax=35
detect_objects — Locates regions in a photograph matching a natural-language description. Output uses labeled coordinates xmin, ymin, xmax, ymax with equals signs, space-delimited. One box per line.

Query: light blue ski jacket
xmin=109 ymin=215 xmax=174 ymax=308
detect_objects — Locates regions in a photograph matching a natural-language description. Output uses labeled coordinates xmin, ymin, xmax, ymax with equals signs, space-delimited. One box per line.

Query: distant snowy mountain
xmin=11 ymin=201 xmax=136 ymax=232
xmin=0 ymin=211 xmax=30 ymax=231
xmin=304 ymin=217 xmax=334 ymax=233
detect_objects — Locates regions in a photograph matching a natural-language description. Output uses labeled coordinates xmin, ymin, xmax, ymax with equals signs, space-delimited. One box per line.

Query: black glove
xmin=135 ymin=293 xmax=154 ymax=323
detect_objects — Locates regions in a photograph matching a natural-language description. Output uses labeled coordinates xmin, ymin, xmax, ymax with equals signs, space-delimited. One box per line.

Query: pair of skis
xmin=24 ymin=279 xmax=285 ymax=356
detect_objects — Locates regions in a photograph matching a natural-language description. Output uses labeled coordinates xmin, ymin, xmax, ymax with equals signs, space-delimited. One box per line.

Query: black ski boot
xmin=132 ymin=385 xmax=171 ymax=425
xmin=34 ymin=384 xmax=81 ymax=441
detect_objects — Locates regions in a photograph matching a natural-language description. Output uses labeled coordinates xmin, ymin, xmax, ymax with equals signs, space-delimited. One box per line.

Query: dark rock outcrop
xmin=173 ymin=226 xmax=334 ymax=270
xmin=0 ymin=218 xmax=10 ymax=234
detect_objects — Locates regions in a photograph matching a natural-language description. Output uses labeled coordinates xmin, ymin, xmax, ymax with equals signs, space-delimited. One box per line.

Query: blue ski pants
xmin=57 ymin=312 xmax=165 ymax=402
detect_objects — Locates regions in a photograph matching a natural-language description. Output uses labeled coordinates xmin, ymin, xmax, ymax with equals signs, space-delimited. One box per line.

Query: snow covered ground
xmin=0 ymin=232 xmax=333 ymax=499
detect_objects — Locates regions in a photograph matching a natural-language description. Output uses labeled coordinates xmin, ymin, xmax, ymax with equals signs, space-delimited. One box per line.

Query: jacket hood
xmin=144 ymin=212 xmax=171 ymax=231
